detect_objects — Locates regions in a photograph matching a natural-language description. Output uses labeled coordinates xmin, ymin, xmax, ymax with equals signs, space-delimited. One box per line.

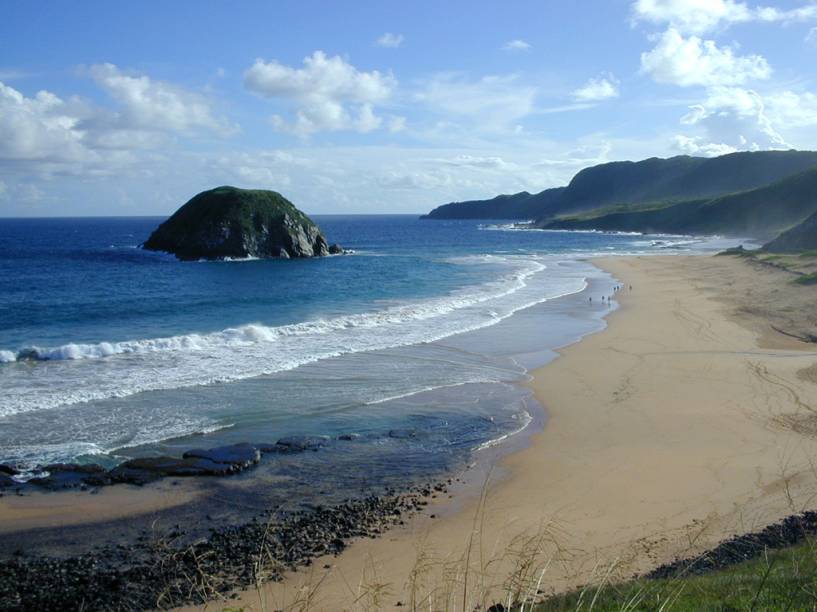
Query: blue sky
xmin=2 ymin=0 xmax=817 ymax=216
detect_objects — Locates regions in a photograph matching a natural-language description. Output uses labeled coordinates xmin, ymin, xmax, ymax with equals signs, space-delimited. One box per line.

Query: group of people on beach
xmin=589 ymin=284 xmax=632 ymax=306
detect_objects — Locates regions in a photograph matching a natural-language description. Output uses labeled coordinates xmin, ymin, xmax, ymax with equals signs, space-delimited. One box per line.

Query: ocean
xmin=0 ymin=215 xmax=739 ymax=507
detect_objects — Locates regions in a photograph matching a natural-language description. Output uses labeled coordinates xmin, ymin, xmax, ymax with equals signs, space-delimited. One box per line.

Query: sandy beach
xmin=188 ymin=253 xmax=817 ymax=611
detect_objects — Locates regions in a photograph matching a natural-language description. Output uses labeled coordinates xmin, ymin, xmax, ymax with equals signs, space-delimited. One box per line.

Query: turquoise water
xmin=0 ymin=216 xmax=737 ymax=483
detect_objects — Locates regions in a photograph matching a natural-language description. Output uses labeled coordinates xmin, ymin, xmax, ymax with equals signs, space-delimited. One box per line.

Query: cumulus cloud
xmin=674 ymin=86 xmax=792 ymax=155
xmin=672 ymin=134 xmax=739 ymax=156
xmin=244 ymin=51 xmax=396 ymax=136
xmin=0 ymin=81 xmax=98 ymax=166
xmin=0 ymin=65 xmax=233 ymax=177
xmin=572 ymin=74 xmax=620 ymax=101
xmin=503 ymin=39 xmax=532 ymax=51
xmin=632 ymin=0 xmax=752 ymax=34
xmin=86 ymin=63 xmax=235 ymax=135
xmin=376 ymin=33 xmax=404 ymax=48
xmin=632 ymin=0 xmax=817 ymax=34
xmin=640 ymin=28 xmax=770 ymax=87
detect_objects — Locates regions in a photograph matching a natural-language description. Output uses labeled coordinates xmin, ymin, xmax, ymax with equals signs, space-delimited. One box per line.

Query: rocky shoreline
xmin=0 ymin=477 xmax=451 ymax=611
xmin=0 ymin=431 xmax=424 ymax=492
xmin=648 ymin=510 xmax=817 ymax=579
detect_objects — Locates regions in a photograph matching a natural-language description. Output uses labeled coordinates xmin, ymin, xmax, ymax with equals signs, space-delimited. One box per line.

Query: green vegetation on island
xmin=142 ymin=186 xmax=341 ymax=261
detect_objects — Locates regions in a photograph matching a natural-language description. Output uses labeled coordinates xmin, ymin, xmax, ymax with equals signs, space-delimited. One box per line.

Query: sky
xmin=2 ymin=0 xmax=817 ymax=216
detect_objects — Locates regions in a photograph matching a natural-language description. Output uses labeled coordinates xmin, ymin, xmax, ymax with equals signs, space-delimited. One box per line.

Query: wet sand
xmin=196 ymin=254 xmax=817 ymax=611
xmin=0 ymin=479 xmax=201 ymax=534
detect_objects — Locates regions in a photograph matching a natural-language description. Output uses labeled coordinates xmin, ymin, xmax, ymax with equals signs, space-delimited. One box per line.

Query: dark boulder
xmin=182 ymin=443 xmax=261 ymax=468
xmin=142 ymin=186 xmax=340 ymax=261
xmin=28 ymin=463 xmax=109 ymax=490
xmin=328 ymin=243 xmax=344 ymax=254
xmin=388 ymin=428 xmax=421 ymax=439
xmin=109 ymin=456 xmax=243 ymax=485
xmin=273 ymin=435 xmax=330 ymax=452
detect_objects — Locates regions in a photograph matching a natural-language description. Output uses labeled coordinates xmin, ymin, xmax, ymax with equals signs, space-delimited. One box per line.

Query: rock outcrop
xmin=142 ymin=186 xmax=339 ymax=261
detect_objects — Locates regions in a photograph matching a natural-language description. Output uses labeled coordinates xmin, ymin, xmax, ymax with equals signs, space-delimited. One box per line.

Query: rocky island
xmin=142 ymin=186 xmax=341 ymax=260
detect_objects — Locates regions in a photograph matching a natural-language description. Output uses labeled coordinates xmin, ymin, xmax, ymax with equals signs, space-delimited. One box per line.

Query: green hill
xmin=422 ymin=150 xmax=817 ymax=223
xmin=542 ymin=168 xmax=817 ymax=239
xmin=420 ymin=189 xmax=557 ymax=220
xmin=765 ymin=209 xmax=817 ymax=252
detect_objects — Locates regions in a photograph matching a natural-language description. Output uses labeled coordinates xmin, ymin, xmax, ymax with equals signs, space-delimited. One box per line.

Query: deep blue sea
xmin=0 ymin=216 xmax=739 ymax=497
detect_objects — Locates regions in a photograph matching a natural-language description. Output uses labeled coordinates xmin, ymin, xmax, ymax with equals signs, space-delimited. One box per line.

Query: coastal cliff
xmin=142 ymin=186 xmax=340 ymax=261
xmin=422 ymin=150 xmax=817 ymax=233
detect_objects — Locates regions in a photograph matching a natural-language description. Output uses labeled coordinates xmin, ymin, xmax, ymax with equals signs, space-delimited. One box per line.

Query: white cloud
xmin=244 ymin=51 xmax=396 ymax=136
xmin=763 ymin=89 xmax=817 ymax=128
xmin=676 ymin=86 xmax=790 ymax=154
xmin=632 ymin=0 xmax=817 ymax=34
xmin=87 ymin=63 xmax=235 ymax=135
xmin=807 ymin=26 xmax=817 ymax=45
xmin=640 ymin=28 xmax=771 ymax=86
xmin=0 ymin=65 xmax=234 ymax=178
xmin=755 ymin=4 xmax=817 ymax=24
xmin=503 ymin=39 xmax=532 ymax=51
xmin=632 ymin=0 xmax=752 ymax=34
xmin=387 ymin=115 xmax=407 ymax=132
xmin=414 ymin=73 xmax=537 ymax=130
xmin=376 ymin=32 xmax=404 ymax=48
xmin=672 ymin=134 xmax=739 ymax=156
xmin=440 ymin=155 xmax=509 ymax=169
xmin=0 ymin=81 xmax=97 ymax=165
xmin=572 ymin=74 xmax=620 ymax=101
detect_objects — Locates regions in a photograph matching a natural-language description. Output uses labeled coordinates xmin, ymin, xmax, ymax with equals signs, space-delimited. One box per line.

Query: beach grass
xmin=533 ymin=538 xmax=817 ymax=611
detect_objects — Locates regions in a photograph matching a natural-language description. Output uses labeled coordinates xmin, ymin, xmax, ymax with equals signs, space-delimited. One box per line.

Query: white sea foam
xmin=0 ymin=254 xmax=588 ymax=417
xmin=475 ymin=407 xmax=534 ymax=451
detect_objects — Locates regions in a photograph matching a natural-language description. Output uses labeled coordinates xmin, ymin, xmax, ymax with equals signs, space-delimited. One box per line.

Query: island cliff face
xmin=143 ymin=186 xmax=340 ymax=260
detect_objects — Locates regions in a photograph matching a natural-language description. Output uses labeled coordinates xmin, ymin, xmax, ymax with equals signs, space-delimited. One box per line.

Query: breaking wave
xmin=0 ymin=254 xmax=587 ymax=416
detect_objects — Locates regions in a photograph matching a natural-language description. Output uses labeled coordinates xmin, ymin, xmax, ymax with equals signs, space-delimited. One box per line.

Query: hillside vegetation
xmin=765 ymin=209 xmax=817 ymax=252
xmin=422 ymin=150 xmax=817 ymax=229
xmin=542 ymin=168 xmax=817 ymax=239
